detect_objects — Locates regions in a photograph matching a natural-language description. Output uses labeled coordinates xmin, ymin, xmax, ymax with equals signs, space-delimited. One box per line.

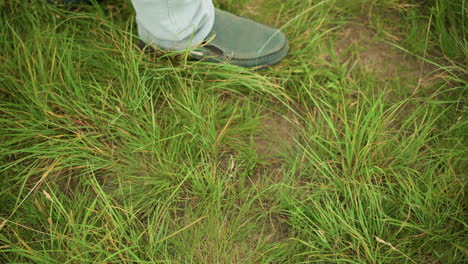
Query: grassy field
xmin=0 ymin=0 xmax=466 ymax=263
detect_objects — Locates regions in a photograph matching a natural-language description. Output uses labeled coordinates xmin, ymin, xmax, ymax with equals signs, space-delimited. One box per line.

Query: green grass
xmin=1 ymin=0 xmax=466 ymax=263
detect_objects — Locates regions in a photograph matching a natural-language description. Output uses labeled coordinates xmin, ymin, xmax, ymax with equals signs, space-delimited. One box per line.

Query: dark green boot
xmin=189 ymin=9 xmax=289 ymax=68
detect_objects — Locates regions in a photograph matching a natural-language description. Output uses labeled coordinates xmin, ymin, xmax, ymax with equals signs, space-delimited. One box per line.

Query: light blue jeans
xmin=130 ymin=0 xmax=215 ymax=50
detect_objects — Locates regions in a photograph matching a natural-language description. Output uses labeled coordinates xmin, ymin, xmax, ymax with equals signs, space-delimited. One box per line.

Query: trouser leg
xmin=130 ymin=0 xmax=215 ymax=50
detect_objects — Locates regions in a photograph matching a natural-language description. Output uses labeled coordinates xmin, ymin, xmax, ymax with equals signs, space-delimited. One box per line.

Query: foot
xmin=189 ymin=9 xmax=289 ymax=68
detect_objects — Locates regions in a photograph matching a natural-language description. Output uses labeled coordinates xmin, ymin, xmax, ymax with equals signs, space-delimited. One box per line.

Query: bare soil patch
xmin=253 ymin=111 xmax=299 ymax=163
xmin=334 ymin=21 xmax=437 ymax=89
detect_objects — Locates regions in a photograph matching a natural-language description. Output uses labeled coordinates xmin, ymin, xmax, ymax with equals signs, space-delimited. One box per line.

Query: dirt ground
xmin=254 ymin=111 xmax=299 ymax=162
xmin=333 ymin=21 xmax=437 ymax=89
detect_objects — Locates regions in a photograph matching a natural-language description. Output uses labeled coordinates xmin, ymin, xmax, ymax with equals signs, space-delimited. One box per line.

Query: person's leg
xmin=61 ymin=0 xmax=288 ymax=67
xmin=130 ymin=0 xmax=215 ymax=50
